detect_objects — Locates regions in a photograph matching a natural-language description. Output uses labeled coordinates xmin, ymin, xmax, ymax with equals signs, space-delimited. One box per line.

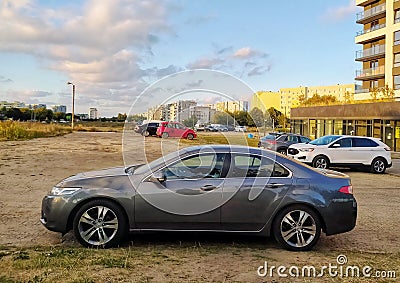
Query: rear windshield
xmin=261 ymin=134 xmax=278 ymax=141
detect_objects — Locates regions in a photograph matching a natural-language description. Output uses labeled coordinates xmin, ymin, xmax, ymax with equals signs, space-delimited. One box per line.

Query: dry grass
xmin=0 ymin=244 xmax=397 ymax=282
xmin=0 ymin=121 xmax=72 ymax=141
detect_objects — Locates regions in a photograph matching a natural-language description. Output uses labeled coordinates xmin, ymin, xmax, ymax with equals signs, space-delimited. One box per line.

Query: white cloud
xmin=321 ymin=0 xmax=358 ymax=22
xmin=0 ymin=0 xmax=177 ymax=115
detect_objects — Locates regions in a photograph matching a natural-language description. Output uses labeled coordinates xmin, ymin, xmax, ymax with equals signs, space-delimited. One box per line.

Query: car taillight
xmin=267 ymin=140 xmax=277 ymax=144
xmin=339 ymin=185 xmax=353 ymax=195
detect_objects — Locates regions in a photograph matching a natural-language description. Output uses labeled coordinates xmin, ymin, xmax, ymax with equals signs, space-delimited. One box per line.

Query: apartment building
xmin=213 ymin=101 xmax=249 ymax=113
xmin=250 ymin=91 xmax=281 ymax=113
xmin=354 ymin=0 xmax=400 ymax=99
xmin=89 ymin=107 xmax=98 ymax=119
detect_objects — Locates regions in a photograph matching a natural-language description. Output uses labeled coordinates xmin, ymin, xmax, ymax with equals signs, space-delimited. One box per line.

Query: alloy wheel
xmin=279 ymin=210 xmax=317 ymax=248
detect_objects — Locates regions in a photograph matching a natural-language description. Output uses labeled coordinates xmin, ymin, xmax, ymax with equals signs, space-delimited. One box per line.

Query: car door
xmin=220 ymin=153 xmax=293 ymax=231
xmin=174 ymin=123 xmax=187 ymax=137
xmin=134 ymin=152 xmax=226 ymax=230
xmin=327 ymin=137 xmax=353 ymax=164
xmin=350 ymin=137 xmax=379 ymax=163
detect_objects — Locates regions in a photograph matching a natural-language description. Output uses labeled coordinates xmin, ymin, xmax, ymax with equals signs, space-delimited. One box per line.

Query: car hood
xmin=63 ymin=166 xmax=127 ymax=182
xmin=290 ymin=143 xmax=318 ymax=149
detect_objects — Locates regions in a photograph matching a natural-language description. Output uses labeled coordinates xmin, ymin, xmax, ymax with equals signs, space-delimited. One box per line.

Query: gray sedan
xmin=41 ymin=145 xmax=357 ymax=251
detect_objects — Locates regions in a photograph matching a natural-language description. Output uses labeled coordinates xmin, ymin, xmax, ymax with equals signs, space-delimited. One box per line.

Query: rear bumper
xmin=323 ymin=198 xmax=357 ymax=236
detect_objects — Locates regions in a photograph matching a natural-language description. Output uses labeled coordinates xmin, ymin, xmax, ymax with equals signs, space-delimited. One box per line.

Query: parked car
xmin=156 ymin=121 xmax=196 ymax=139
xmin=287 ymin=135 xmax=392 ymax=173
xmin=194 ymin=123 xmax=206 ymax=131
xmin=257 ymin=132 xmax=284 ymax=147
xmin=235 ymin=125 xmax=247 ymax=132
xmin=212 ymin=124 xmax=228 ymax=132
xmin=205 ymin=125 xmax=218 ymax=132
xmin=134 ymin=121 xmax=160 ymax=137
xmin=259 ymin=133 xmax=311 ymax=155
xmin=41 ymin=145 xmax=357 ymax=251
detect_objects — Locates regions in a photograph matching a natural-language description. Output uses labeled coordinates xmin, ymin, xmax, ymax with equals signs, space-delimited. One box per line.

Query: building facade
xmin=214 ymin=100 xmax=249 ymax=112
xmin=354 ymin=0 xmax=400 ymax=100
xmin=52 ymin=105 xmax=67 ymax=113
xmin=89 ymin=108 xmax=98 ymax=119
xmin=250 ymin=91 xmax=281 ymax=113
xmin=291 ymin=102 xmax=400 ymax=151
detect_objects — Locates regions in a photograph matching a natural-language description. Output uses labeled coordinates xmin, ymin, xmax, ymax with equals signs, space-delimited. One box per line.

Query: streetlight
xmin=67 ymin=82 xmax=75 ymax=130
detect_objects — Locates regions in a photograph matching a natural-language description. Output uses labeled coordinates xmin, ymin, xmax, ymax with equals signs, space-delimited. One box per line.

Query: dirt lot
xmin=0 ymin=132 xmax=399 ymax=282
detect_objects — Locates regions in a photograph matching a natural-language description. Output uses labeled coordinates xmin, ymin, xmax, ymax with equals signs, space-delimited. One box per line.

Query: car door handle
xmin=200 ymin=185 xmax=219 ymax=191
xmin=266 ymin=183 xmax=286 ymax=189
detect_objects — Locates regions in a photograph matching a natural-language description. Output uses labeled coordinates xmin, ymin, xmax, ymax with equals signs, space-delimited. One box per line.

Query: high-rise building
xmin=52 ymin=105 xmax=67 ymax=113
xmin=355 ymin=0 xmax=400 ymax=100
xmin=89 ymin=107 xmax=98 ymax=119
xmin=250 ymin=91 xmax=281 ymax=113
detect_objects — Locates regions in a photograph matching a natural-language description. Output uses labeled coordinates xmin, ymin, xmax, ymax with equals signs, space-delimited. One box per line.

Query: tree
xmin=233 ymin=110 xmax=248 ymax=126
xmin=300 ymin=93 xmax=338 ymax=106
xmin=267 ymin=107 xmax=287 ymax=128
xmin=117 ymin=113 xmax=127 ymax=122
xmin=381 ymin=84 xmax=395 ymax=101
xmin=248 ymin=107 xmax=264 ymax=127
xmin=212 ymin=111 xmax=234 ymax=125
xmin=34 ymin=108 xmax=53 ymax=121
xmin=53 ymin=112 xmax=66 ymax=121
xmin=182 ymin=115 xmax=198 ymax=128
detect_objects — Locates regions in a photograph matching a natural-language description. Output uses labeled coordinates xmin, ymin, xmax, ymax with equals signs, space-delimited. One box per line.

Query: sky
xmin=0 ymin=0 xmax=362 ymax=117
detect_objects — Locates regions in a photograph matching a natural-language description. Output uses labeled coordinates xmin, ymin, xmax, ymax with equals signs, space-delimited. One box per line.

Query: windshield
xmin=133 ymin=150 xmax=183 ymax=175
xmin=309 ymin=135 xmax=341 ymax=146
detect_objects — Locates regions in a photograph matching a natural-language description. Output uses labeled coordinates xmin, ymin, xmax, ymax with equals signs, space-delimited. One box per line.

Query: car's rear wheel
xmin=142 ymin=130 xmax=150 ymax=137
xmin=73 ymin=199 xmax=127 ymax=248
xmin=273 ymin=205 xmax=321 ymax=251
xmin=312 ymin=155 xmax=329 ymax=169
xmin=370 ymin=157 xmax=387 ymax=174
xmin=278 ymin=148 xmax=287 ymax=155
xmin=161 ymin=132 xmax=169 ymax=138
xmin=187 ymin=133 xmax=194 ymax=140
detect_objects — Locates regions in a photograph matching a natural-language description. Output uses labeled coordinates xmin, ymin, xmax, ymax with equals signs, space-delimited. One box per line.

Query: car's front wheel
xmin=142 ymin=130 xmax=150 ymax=137
xmin=73 ymin=199 xmax=127 ymax=248
xmin=273 ymin=205 xmax=321 ymax=251
xmin=370 ymin=157 xmax=387 ymax=174
xmin=187 ymin=133 xmax=194 ymax=140
xmin=312 ymin=155 xmax=329 ymax=169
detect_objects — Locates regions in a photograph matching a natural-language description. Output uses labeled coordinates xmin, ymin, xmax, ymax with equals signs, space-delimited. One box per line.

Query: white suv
xmin=287 ymin=135 xmax=392 ymax=173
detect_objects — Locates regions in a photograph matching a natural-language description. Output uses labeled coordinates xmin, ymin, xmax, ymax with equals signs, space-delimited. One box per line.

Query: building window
xmin=395 ymin=10 xmax=400 ymax=24
xmin=394 ymin=75 xmax=400 ymax=90
xmin=370 ymin=60 xmax=378 ymax=69
xmin=370 ymin=80 xmax=378 ymax=90
xmin=371 ymin=20 xmax=379 ymax=31
xmin=395 ymin=31 xmax=400 ymax=46
xmin=395 ymin=54 xmax=400 ymax=68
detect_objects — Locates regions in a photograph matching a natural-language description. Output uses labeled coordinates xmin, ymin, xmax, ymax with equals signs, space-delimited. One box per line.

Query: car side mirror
xmin=149 ymin=171 xmax=165 ymax=183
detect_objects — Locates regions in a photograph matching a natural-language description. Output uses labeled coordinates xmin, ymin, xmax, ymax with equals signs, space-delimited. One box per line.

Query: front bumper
xmin=41 ymin=195 xmax=73 ymax=234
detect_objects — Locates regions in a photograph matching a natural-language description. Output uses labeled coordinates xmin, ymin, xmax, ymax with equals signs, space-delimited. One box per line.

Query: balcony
xmin=355 ymin=66 xmax=385 ymax=81
xmin=356 ymin=23 xmax=386 ymax=36
xmin=356 ymin=3 xmax=386 ymax=24
xmin=355 ymin=44 xmax=385 ymax=61
xmin=356 ymin=0 xmax=379 ymax=7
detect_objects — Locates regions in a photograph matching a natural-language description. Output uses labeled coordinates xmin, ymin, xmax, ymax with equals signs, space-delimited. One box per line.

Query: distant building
xmin=52 ymin=105 xmax=67 ymax=113
xmin=28 ymin=104 xmax=46 ymax=110
xmin=180 ymin=106 xmax=216 ymax=124
xmin=213 ymin=100 xmax=249 ymax=112
xmin=89 ymin=108 xmax=98 ymax=119
xmin=0 ymin=101 xmax=26 ymax=109
xmin=79 ymin=113 xmax=89 ymax=120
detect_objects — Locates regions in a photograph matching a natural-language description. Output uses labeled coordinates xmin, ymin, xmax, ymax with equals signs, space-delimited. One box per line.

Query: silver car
xmin=41 ymin=145 xmax=357 ymax=251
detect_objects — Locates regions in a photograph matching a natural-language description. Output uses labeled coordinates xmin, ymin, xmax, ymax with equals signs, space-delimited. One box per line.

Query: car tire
xmin=187 ymin=133 xmax=194 ymax=140
xmin=370 ymin=157 xmax=387 ymax=174
xmin=161 ymin=132 xmax=169 ymax=138
xmin=312 ymin=155 xmax=329 ymax=169
xmin=73 ymin=199 xmax=127 ymax=248
xmin=278 ymin=148 xmax=287 ymax=155
xmin=142 ymin=130 xmax=150 ymax=137
xmin=273 ymin=205 xmax=321 ymax=251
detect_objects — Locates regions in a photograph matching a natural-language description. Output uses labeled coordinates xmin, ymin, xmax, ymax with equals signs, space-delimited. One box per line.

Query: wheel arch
xmin=312 ymin=154 xmax=330 ymax=164
xmin=271 ymin=202 xmax=327 ymax=234
xmin=66 ymin=196 xmax=130 ymax=232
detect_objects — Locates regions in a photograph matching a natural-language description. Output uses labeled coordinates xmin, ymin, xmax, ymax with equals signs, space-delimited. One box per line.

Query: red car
xmin=156 ymin=122 xmax=196 ymax=140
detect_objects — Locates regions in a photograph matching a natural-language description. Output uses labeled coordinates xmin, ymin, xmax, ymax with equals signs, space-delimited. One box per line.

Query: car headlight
xmin=299 ymin=148 xmax=315 ymax=152
xmin=50 ymin=187 xmax=81 ymax=196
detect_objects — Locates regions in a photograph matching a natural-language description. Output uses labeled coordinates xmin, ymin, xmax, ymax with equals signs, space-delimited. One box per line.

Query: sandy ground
xmin=0 ymin=132 xmax=399 ymax=256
